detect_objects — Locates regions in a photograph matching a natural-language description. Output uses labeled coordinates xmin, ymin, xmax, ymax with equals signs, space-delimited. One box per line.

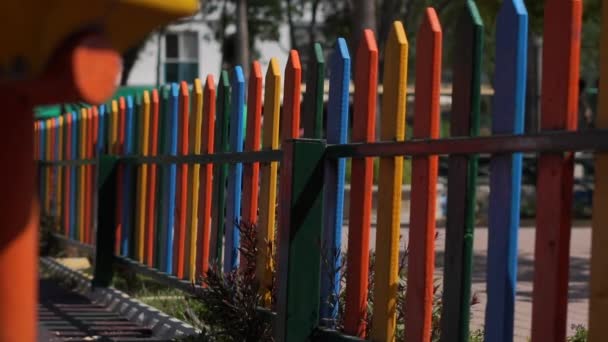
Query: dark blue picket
xmin=224 ymin=66 xmax=246 ymax=272
xmin=121 ymin=96 xmax=136 ymax=256
xmin=39 ymin=120 xmax=47 ymax=212
xmin=160 ymin=84 xmax=179 ymax=273
xmin=486 ymin=1 xmax=528 ymax=341
xmin=320 ymin=37 xmax=350 ymax=325
xmin=98 ymin=105 xmax=106 ymax=154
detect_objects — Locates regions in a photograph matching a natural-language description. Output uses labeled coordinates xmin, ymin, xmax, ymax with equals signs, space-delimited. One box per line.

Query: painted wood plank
xmin=485 ymin=2 xmax=527 ymax=342
xmin=156 ymin=86 xmax=171 ymax=269
xmin=97 ymin=105 xmax=106 ymax=154
xmin=224 ymin=66 xmax=246 ymax=273
xmin=84 ymin=108 xmax=93 ymax=244
xmin=282 ymin=50 xmax=302 ymax=142
xmin=161 ymin=84 xmax=179 ymax=274
xmin=590 ymin=1 xmax=608 ymax=340
xmin=256 ymin=58 xmax=281 ymax=305
xmin=371 ymin=21 xmax=408 ymax=341
xmin=92 ymin=107 xmax=100 ymax=244
xmin=175 ymin=81 xmax=190 ymax=278
xmin=532 ymin=1 xmax=582 ymax=341
xmin=187 ymin=79 xmax=204 ymax=281
xmin=275 ymin=139 xmax=325 ymax=342
xmin=210 ymin=71 xmax=231 ymax=265
xmin=136 ymin=91 xmax=151 ymax=263
xmin=115 ymin=98 xmax=125 ymax=253
xmin=320 ymin=37 xmax=350 ymax=325
xmin=404 ymin=8 xmax=442 ymax=342
xmin=57 ymin=116 xmax=64 ymax=233
xmin=344 ymin=29 xmax=378 ymax=338
xmin=146 ymin=89 xmax=160 ymax=267
xmin=196 ymin=75 xmax=216 ymax=277
xmin=64 ymin=114 xmax=73 ymax=238
xmin=121 ymin=96 xmax=136 ymax=256
xmin=440 ymin=2 xmax=483 ymax=341
xmin=78 ymin=109 xmax=87 ymax=242
xmin=70 ymin=112 xmax=78 ymax=241
xmin=242 ymin=61 xmax=263 ymax=225
xmin=241 ymin=61 xmax=263 ymax=270
xmin=302 ymin=43 xmax=325 ymax=139
xmin=39 ymin=120 xmax=46 ymax=212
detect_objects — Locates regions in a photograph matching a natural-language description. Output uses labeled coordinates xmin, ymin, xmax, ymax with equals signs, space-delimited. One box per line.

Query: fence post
xmin=93 ymin=155 xmax=119 ymax=288
xmin=275 ymin=139 xmax=325 ymax=342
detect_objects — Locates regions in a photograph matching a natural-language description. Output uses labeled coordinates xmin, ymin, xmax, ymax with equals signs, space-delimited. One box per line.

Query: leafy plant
xmin=185 ymin=220 xmax=275 ymax=341
xmin=321 ymin=233 xmax=480 ymax=341
xmin=567 ymin=325 xmax=588 ymax=342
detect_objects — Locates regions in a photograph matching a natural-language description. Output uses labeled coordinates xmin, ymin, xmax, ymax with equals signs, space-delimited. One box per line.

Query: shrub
xmin=185 ymin=221 xmax=275 ymax=342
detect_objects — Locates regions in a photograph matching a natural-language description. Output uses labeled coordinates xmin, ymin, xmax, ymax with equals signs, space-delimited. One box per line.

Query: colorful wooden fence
xmin=36 ymin=1 xmax=608 ymax=341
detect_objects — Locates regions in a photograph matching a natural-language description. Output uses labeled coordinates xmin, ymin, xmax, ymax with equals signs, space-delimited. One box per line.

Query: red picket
xmin=344 ymin=29 xmax=378 ymax=338
xmin=174 ymin=81 xmax=190 ymax=278
xmin=281 ymin=50 xmax=302 ymax=142
xmin=115 ymin=97 xmax=126 ymax=254
xmin=241 ymin=61 xmax=263 ymax=268
xmin=405 ymin=8 xmax=442 ymax=342
xmin=146 ymin=90 xmax=160 ymax=267
xmin=197 ymin=75 xmax=216 ymax=277
xmin=532 ymin=1 xmax=582 ymax=341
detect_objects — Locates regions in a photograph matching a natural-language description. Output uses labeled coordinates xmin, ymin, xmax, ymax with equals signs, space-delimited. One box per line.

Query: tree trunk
xmin=286 ymin=0 xmax=299 ymax=51
xmin=351 ymin=0 xmax=377 ymax=49
xmin=236 ymin=0 xmax=250 ymax=76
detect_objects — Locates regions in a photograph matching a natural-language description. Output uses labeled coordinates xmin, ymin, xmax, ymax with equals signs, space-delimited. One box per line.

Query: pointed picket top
xmin=264 ymin=58 xmax=281 ymax=149
xmin=493 ymin=0 xmax=528 ymax=134
xmin=150 ymin=89 xmax=160 ymax=156
xmin=202 ymin=75 xmax=216 ymax=155
xmin=282 ymin=50 xmax=302 ymax=142
xmin=302 ymin=42 xmax=326 ymax=139
xmin=192 ymin=78 xmax=203 ymax=154
xmin=413 ymin=7 xmax=442 ymax=139
xmin=380 ymin=21 xmax=408 ymax=141
xmin=179 ymin=81 xmax=190 ymax=156
xmin=327 ymin=38 xmax=351 ymax=145
xmin=353 ymin=29 xmax=378 ymax=142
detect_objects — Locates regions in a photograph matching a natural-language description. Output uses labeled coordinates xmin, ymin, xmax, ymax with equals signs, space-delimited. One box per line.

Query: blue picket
xmin=98 ymin=105 xmax=106 ymax=154
xmin=224 ymin=66 xmax=246 ymax=272
xmin=161 ymin=84 xmax=179 ymax=274
xmin=121 ymin=96 xmax=135 ymax=256
xmin=320 ymin=37 xmax=351 ymax=325
xmin=39 ymin=120 xmax=47 ymax=211
xmin=486 ymin=1 xmax=528 ymax=341
xmin=70 ymin=111 xmax=78 ymax=240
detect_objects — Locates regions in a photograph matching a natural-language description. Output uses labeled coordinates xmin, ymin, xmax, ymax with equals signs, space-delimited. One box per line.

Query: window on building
xmin=164 ymin=31 xmax=199 ymax=83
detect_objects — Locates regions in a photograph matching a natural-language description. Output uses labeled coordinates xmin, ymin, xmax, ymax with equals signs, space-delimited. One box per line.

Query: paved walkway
xmin=38 ymin=278 xmax=162 ymax=341
xmin=354 ymin=225 xmax=590 ymax=341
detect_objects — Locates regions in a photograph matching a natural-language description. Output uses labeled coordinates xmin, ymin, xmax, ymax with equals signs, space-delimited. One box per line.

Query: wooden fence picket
xmin=405 ymin=8 xmax=442 ymax=342
xmin=441 ymin=2 xmax=483 ymax=341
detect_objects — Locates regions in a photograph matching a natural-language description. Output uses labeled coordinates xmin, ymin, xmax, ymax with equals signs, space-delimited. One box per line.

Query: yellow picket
xmin=136 ymin=92 xmax=151 ymax=262
xmin=257 ymin=58 xmax=281 ymax=306
xmin=371 ymin=21 xmax=408 ymax=341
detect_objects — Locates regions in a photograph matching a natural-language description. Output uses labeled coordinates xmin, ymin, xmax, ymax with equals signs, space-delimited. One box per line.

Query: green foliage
xmin=567 ymin=325 xmax=588 ymax=342
xmin=185 ymin=221 xmax=275 ymax=341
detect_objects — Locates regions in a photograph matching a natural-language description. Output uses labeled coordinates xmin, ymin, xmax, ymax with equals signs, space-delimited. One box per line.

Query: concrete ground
xmin=343 ymin=222 xmax=590 ymax=341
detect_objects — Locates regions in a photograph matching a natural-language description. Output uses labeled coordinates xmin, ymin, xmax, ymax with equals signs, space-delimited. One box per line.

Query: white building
xmin=125 ymin=12 xmax=294 ymax=86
